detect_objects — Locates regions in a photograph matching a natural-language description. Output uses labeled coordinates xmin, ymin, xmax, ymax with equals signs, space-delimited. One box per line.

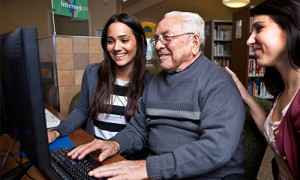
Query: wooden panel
xmin=204 ymin=20 xmax=213 ymax=60
xmin=231 ymin=6 xmax=251 ymax=88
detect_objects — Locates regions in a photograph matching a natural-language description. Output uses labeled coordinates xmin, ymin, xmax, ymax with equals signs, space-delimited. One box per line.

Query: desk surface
xmin=0 ymin=104 xmax=125 ymax=180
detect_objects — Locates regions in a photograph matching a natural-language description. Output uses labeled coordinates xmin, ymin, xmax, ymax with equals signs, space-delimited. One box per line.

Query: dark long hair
xmin=250 ymin=0 xmax=300 ymax=97
xmin=89 ymin=13 xmax=147 ymax=121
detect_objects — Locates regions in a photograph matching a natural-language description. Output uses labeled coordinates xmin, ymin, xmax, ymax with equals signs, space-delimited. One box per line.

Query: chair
xmin=242 ymin=96 xmax=272 ymax=179
xmin=68 ymin=91 xmax=80 ymax=115
xmin=68 ymin=91 xmax=87 ymax=129
xmin=223 ymin=96 xmax=273 ymax=180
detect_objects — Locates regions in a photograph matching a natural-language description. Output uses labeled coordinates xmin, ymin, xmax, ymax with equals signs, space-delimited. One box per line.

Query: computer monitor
xmin=0 ymin=27 xmax=51 ymax=170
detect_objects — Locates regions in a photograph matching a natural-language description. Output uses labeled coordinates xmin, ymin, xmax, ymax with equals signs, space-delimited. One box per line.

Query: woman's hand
xmin=47 ymin=130 xmax=60 ymax=144
xmin=225 ymin=66 xmax=251 ymax=101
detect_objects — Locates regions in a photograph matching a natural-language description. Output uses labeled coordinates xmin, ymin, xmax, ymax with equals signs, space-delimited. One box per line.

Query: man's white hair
xmin=164 ymin=11 xmax=205 ymax=51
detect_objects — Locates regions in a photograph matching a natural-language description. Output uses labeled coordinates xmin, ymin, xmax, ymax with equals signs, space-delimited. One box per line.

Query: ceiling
xmin=119 ymin=0 xmax=263 ymax=24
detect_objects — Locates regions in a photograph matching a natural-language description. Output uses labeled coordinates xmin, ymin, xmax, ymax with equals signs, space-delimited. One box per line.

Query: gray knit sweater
xmin=110 ymin=54 xmax=246 ymax=179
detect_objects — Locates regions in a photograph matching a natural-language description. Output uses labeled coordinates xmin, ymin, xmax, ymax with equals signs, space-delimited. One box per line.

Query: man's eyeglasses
xmin=150 ymin=33 xmax=194 ymax=47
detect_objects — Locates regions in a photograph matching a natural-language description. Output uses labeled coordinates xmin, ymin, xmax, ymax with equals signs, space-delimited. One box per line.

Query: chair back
xmin=68 ymin=91 xmax=80 ymax=114
xmin=242 ymin=96 xmax=272 ymax=179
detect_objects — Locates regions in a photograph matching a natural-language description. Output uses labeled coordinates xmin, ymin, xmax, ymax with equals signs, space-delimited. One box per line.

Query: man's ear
xmin=192 ymin=34 xmax=201 ymax=55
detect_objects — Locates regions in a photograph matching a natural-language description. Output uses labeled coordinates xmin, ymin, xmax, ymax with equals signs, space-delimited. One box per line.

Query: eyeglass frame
xmin=150 ymin=33 xmax=194 ymax=47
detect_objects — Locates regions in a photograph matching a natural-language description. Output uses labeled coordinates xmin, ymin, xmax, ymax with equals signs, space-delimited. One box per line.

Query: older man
xmin=68 ymin=11 xmax=245 ymax=179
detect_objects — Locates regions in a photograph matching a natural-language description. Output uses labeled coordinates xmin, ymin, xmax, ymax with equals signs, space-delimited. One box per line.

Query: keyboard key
xmin=50 ymin=147 xmax=104 ymax=180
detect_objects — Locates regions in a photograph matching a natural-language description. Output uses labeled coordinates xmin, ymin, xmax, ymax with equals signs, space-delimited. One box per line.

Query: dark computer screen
xmin=0 ymin=27 xmax=51 ymax=170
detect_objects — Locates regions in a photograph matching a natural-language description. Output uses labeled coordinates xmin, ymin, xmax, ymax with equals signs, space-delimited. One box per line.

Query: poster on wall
xmin=52 ymin=0 xmax=89 ymax=20
xmin=236 ymin=20 xmax=242 ymax=39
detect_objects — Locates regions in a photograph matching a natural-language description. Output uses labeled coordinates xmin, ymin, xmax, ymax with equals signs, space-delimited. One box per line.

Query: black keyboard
xmin=47 ymin=147 xmax=104 ymax=180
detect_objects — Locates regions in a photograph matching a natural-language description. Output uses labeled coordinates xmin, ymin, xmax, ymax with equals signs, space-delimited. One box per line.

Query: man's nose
xmin=155 ymin=38 xmax=166 ymax=50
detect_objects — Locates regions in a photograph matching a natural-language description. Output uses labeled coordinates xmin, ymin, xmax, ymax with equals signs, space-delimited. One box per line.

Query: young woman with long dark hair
xmin=226 ymin=0 xmax=300 ymax=179
xmin=48 ymin=13 xmax=154 ymax=143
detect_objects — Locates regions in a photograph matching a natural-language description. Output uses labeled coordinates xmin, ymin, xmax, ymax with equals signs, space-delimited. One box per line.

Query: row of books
xmin=248 ymin=58 xmax=265 ymax=76
xmin=213 ymin=43 xmax=231 ymax=56
xmin=249 ymin=17 xmax=253 ymax=33
xmin=247 ymin=78 xmax=273 ymax=99
xmin=213 ymin=26 xmax=232 ymax=40
xmin=249 ymin=46 xmax=254 ymax=56
xmin=213 ymin=58 xmax=230 ymax=68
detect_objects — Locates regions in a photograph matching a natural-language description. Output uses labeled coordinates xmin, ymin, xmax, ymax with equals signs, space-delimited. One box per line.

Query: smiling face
xmin=247 ymin=15 xmax=288 ymax=68
xmin=106 ymin=22 xmax=137 ymax=70
xmin=154 ymin=16 xmax=195 ymax=73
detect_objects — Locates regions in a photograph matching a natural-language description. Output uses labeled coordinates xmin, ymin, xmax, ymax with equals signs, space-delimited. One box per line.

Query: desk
xmin=0 ymin=104 xmax=125 ymax=179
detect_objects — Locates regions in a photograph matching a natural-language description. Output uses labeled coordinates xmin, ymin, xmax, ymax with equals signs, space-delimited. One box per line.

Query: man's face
xmin=154 ymin=16 xmax=194 ymax=73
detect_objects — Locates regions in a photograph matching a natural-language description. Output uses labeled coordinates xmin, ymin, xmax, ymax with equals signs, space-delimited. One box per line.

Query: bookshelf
xmin=204 ymin=20 xmax=232 ymax=68
xmin=231 ymin=6 xmax=273 ymax=99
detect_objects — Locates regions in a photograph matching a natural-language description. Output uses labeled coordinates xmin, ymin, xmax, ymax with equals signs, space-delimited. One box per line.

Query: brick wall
xmin=39 ymin=36 xmax=103 ymax=116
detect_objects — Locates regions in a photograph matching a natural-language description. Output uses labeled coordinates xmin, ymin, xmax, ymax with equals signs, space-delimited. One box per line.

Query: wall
xmin=1 ymin=0 xmax=265 ymax=38
xmin=54 ymin=36 xmax=103 ymax=116
xmin=39 ymin=36 xmax=103 ymax=116
xmin=0 ymin=0 xmax=52 ymax=38
xmin=0 ymin=0 xmax=117 ymax=38
xmin=88 ymin=0 xmax=117 ymax=36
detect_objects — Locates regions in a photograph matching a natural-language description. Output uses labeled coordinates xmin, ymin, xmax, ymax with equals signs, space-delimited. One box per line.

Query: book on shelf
xmin=213 ymin=25 xmax=232 ymax=41
xmin=249 ymin=46 xmax=254 ymax=56
xmin=248 ymin=58 xmax=265 ymax=76
xmin=250 ymin=16 xmax=253 ymax=33
xmin=247 ymin=78 xmax=273 ymax=99
xmin=259 ymin=82 xmax=274 ymax=99
xmin=247 ymin=78 xmax=259 ymax=96
xmin=213 ymin=58 xmax=230 ymax=68
xmin=214 ymin=43 xmax=231 ymax=56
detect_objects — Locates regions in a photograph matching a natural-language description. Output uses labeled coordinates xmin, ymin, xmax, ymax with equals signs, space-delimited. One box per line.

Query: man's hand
xmin=89 ymin=160 xmax=148 ymax=180
xmin=47 ymin=130 xmax=60 ymax=144
xmin=67 ymin=139 xmax=120 ymax=162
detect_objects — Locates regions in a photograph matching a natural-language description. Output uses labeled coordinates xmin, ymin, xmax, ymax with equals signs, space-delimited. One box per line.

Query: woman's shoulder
xmin=290 ymin=89 xmax=300 ymax=120
xmin=84 ymin=63 xmax=101 ymax=75
xmin=85 ymin=63 xmax=100 ymax=71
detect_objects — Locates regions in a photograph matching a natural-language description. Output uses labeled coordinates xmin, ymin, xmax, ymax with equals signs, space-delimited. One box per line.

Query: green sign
xmin=53 ymin=0 xmax=88 ymax=20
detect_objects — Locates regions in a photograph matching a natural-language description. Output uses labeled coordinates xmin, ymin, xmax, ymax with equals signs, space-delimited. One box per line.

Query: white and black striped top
xmin=93 ymin=79 xmax=129 ymax=140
